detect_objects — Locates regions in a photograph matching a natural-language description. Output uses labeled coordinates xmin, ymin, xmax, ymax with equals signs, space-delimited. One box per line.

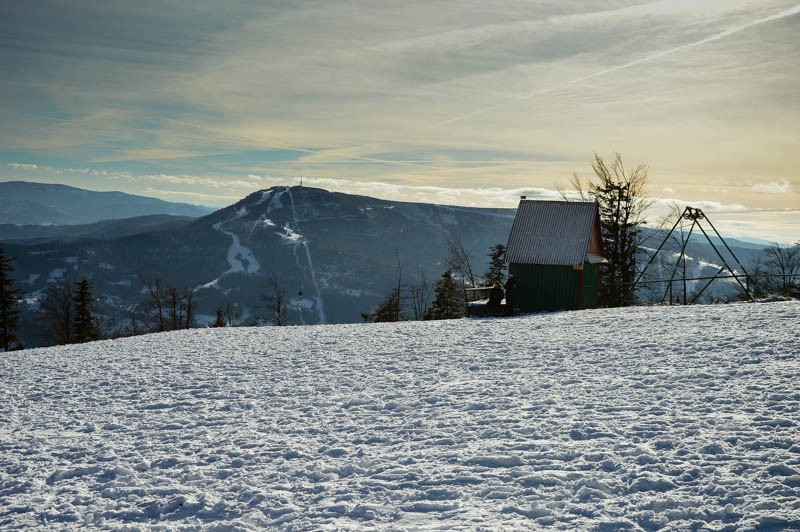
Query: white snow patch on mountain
xmin=256 ymin=188 xmax=285 ymax=208
xmin=211 ymin=221 xmax=260 ymax=275
xmin=278 ymin=225 xmax=304 ymax=242
xmin=1 ymin=301 xmax=798 ymax=529
xmin=47 ymin=268 xmax=66 ymax=281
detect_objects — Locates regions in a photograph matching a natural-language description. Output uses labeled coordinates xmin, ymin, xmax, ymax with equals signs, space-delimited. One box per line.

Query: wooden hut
xmin=504 ymin=199 xmax=605 ymax=312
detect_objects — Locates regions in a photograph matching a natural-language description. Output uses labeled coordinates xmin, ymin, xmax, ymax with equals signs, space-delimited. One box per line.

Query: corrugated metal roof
xmin=505 ymin=200 xmax=599 ymax=266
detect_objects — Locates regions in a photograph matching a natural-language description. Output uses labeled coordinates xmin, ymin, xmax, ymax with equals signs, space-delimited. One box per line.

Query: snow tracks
xmin=1 ymin=301 xmax=799 ymax=529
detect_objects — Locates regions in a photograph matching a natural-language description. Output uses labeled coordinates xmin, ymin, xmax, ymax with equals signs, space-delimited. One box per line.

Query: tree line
xmin=360 ymin=241 xmax=509 ymax=323
xmin=0 ymin=246 xmax=299 ymax=350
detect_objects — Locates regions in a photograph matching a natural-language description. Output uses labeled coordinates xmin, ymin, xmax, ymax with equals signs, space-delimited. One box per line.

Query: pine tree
xmin=427 ymin=270 xmax=464 ymax=320
xmin=210 ymin=305 xmax=227 ymax=327
xmin=569 ymin=153 xmax=651 ymax=306
xmin=72 ymin=278 xmax=99 ymax=343
xmin=0 ymin=248 xmax=22 ymax=351
xmin=362 ymin=288 xmax=401 ymax=323
xmin=481 ymin=244 xmax=507 ymax=287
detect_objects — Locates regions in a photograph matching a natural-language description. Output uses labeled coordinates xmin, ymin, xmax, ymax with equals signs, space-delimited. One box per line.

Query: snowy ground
xmin=1 ymin=301 xmax=799 ymax=530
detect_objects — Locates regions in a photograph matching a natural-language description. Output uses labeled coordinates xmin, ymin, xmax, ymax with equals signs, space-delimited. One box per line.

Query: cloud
xmin=142 ymin=187 xmax=243 ymax=203
xmin=649 ymin=197 xmax=748 ymax=221
xmin=1 ymin=1 xmax=798 ymax=229
xmin=434 ymin=2 xmax=800 ymax=127
xmin=7 ymin=163 xmax=40 ymax=170
xmin=753 ymin=179 xmax=793 ymax=194
xmin=245 ymin=174 xmax=566 ymax=208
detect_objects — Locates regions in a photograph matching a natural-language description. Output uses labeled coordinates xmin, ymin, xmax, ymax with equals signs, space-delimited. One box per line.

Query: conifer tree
xmin=0 ymin=247 xmax=22 ymax=351
xmin=569 ymin=153 xmax=651 ymax=306
xmin=427 ymin=270 xmax=464 ymax=320
xmin=481 ymin=244 xmax=507 ymax=287
xmin=362 ymin=288 xmax=402 ymax=323
xmin=72 ymin=278 xmax=99 ymax=343
xmin=210 ymin=305 xmax=227 ymax=327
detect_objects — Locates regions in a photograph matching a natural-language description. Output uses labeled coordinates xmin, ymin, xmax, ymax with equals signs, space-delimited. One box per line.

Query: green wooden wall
xmin=509 ymin=262 xmax=599 ymax=312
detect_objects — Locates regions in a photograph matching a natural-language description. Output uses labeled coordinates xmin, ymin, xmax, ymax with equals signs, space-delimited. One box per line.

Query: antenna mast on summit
xmin=300 ymin=175 xmax=303 ymax=187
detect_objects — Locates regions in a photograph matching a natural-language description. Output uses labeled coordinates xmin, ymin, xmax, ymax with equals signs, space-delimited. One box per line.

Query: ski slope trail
xmin=246 ymin=188 xmax=285 ymax=244
xmin=198 ymin=216 xmax=261 ymax=290
xmin=1 ymin=301 xmax=798 ymax=529
xmin=287 ymin=187 xmax=326 ymax=325
xmin=213 ymin=219 xmax=260 ymax=276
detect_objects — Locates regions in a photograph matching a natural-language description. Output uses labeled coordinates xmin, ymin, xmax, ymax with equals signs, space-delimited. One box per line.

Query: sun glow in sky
xmin=1 ymin=0 xmax=798 ymax=242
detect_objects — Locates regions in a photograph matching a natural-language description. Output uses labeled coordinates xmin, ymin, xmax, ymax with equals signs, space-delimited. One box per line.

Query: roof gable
xmin=505 ymin=200 xmax=600 ymax=266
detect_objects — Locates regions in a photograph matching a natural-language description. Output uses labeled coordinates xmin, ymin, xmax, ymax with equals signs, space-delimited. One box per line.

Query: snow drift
xmin=1 ymin=301 xmax=799 ymax=529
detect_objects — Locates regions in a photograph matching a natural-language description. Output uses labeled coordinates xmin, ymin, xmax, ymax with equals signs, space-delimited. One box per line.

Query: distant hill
xmin=0 ymin=214 xmax=196 ymax=244
xmin=0 ymin=181 xmax=214 ymax=225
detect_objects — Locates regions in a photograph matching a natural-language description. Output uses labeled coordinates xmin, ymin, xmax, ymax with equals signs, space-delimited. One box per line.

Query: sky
xmin=1 ymin=0 xmax=798 ymax=243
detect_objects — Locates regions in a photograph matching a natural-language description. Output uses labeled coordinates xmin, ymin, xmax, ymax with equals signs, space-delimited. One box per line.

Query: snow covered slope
xmin=2 ymin=301 xmax=799 ymax=529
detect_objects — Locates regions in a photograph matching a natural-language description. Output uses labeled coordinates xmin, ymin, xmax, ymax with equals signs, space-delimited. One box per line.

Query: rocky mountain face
xmin=0 ymin=181 xmax=213 ymax=225
xmin=7 ymin=186 xmax=516 ymax=345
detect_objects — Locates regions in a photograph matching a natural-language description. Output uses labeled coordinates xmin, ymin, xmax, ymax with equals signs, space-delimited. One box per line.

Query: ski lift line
xmin=632 ymin=272 xmax=800 ymax=286
xmin=286 ymin=187 xmax=327 ymax=324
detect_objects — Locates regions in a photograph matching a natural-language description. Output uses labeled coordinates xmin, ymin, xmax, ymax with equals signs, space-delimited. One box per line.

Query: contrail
xmin=432 ymin=4 xmax=800 ymax=128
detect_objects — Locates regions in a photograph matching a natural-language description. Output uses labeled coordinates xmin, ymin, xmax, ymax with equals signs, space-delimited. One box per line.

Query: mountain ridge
xmin=0 ymin=180 xmax=214 ymax=225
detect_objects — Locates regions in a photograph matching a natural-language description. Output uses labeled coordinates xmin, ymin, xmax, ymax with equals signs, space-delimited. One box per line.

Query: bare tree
xmin=445 ymin=237 xmax=476 ymax=288
xmin=394 ymin=249 xmax=402 ymax=322
xmin=747 ymin=252 xmax=771 ymax=299
xmin=181 ymin=288 xmax=195 ymax=329
xmin=168 ymin=286 xmax=180 ymax=331
xmin=764 ymin=243 xmax=800 ymax=295
xmin=444 ymin=236 xmax=476 ymax=316
xmin=37 ymin=276 xmax=73 ymax=346
xmin=141 ymin=277 xmax=167 ymax=332
xmin=261 ymin=273 xmax=288 ymax=326
xmin=140 ymin=277 xmax=195 ymax=332
xmin=408 ymin=269 xmax=432 ymax=321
